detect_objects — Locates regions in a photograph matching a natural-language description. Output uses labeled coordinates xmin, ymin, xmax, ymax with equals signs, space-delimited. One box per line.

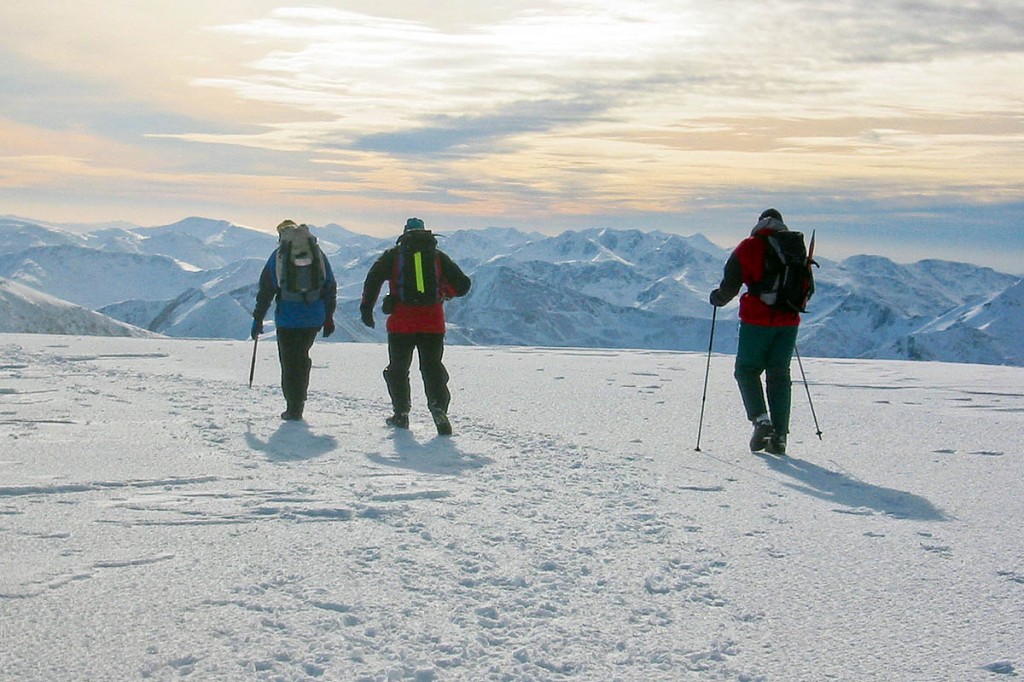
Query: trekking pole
xmin=794 ymin=344 xmax=823 ymax=439
xmin=695 ymin=306 xmax=717 ymax=452
xmin=248 ymin=336 xmax=259 ymax=388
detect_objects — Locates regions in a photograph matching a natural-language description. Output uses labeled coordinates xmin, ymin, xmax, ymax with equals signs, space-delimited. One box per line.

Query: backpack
xmin=276 ymin=224 xmax=326 ymax=303
xmin=393 ymin=230 xmax=441 ymax=306
xmin=750 ymin=230 xmax=816 ymax=313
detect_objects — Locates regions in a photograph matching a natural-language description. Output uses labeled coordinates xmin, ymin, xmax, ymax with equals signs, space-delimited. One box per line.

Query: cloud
xmin=0 ymin=47 xmax=236 ymax=143
xmin=1 ymin=0 xmax=1023 ymax=269
xmin=810 ymin=1 xmax=1024 ymax=62
xmin=349 ymin=97 xmax=611 ymax=155
xmin=194 ymin=2 xmax=1024 ymax=144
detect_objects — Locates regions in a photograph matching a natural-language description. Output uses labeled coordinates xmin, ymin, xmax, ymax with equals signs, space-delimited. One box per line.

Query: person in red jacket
xmin=709 ymin=208 xmax=800 ymax=455
xmin=360 ymin=218 xmax=471 ymax=434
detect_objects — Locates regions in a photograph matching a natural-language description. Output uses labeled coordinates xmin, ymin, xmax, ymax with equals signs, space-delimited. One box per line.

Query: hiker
xmin=709 ymin=208 xmax=813 ymax=456
xmin=360 ymin=217 xmax=471 ymax=435
xmin=252 ymin=220 xmax=337 ymax=420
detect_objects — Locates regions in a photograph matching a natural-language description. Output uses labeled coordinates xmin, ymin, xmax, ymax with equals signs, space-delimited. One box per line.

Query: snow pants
xmin=384 ymin=333 xmax=450 ymax=415
xmin=734 ymin=323 xmax=799 ymax=435
xmin=277 ymin=328 xmax=317 ymax=414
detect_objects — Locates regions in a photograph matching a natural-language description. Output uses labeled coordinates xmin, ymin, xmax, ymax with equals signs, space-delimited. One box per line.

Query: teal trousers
xmin=734 ymin=323 xmax=799 ymax=435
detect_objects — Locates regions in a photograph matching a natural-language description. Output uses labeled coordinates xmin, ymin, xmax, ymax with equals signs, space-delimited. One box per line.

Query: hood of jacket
xmin=750 ymin=215 xmax=789 ymax=237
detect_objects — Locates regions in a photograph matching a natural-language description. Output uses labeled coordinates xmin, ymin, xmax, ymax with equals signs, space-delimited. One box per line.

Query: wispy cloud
xmin=189 ymin=3 xmax=1024 ymax=163
xmin=1 ymin=1 xmax=1022 ymax=270
xmin=348 ymin=97 xmax=612 ymax=155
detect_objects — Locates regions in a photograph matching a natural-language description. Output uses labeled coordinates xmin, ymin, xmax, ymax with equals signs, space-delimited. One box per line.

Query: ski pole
xmin=695 ymin=306 xmax=717 ymax=452
xmin=794 ymin=344 xmax=822 ymax=439
xmin=248 ymin=336 xmax=259 ymax=388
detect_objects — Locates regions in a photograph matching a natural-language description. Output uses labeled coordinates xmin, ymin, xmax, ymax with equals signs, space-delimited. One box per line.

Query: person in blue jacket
xmin=252 ymin=220 xmax=337 ymax=420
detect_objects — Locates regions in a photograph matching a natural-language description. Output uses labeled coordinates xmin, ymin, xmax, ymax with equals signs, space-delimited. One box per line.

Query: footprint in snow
xmin=982 ymin=660 xmax=1016 ymax=676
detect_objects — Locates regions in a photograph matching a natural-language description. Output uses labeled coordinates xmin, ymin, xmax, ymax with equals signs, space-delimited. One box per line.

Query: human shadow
xmin=759 ymin=455 xmax=948 ymax=521
xmin=365 ymin=428 xmax=493 ymax=476
xmin=244 ymin=421 xmax=338 ymax=462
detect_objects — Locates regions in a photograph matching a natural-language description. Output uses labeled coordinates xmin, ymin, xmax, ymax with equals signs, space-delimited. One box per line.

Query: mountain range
xmin=1 ymin=215 xmax=1020 ymax=366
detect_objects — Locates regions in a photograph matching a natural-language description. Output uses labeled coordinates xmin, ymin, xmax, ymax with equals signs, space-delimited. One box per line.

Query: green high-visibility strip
xmin=413 ymin=251 xmax=426 ymax=293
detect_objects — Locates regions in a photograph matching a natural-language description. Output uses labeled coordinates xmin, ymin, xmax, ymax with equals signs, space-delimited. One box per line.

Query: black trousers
xmin=277 ymin=328 xmax=318 ymax=412
xmin=384 ymin=333 xmax=450 ymax=415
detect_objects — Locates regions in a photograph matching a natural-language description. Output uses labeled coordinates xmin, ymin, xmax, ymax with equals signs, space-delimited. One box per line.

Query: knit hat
xmin=404 ymin=217 xmax=425 ymax=232
xmin=276 ymin=219 xmax=299 ymax=234
xmin=759 ymin=208 xmax=783 ymax=222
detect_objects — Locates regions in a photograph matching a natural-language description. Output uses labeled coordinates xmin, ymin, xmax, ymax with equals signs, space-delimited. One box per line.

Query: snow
xmin=1 ymin=333 xmax=1021 ymax=681
xmin=0 ymin=278 xmax=152 ymax=337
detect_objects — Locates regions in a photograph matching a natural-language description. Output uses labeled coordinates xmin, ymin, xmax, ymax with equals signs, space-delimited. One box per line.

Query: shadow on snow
xmin=244 ymin=421 xmax=338 ymax=462
xmin=365 ymin=428 xmax=493 ymax=475
xmin=759 ymin=455 xmax=948 ymax=521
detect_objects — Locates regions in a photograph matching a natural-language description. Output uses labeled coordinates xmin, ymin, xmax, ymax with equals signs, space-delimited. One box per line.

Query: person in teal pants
xmin=710 ymin=209 xmax=803 ymax=455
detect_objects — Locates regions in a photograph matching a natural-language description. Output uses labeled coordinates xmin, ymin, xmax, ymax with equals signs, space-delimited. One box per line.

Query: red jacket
xmin=715 ymin=221 xmax=801 ymax=327
xmin=384 ymin=298 xmax=451 ymax=334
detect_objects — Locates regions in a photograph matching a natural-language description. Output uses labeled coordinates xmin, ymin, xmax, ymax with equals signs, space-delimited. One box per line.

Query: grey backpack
xmin=275 ymin=224 xmax=326 ymax=303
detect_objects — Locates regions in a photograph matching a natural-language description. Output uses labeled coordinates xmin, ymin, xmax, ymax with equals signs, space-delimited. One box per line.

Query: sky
xmin=1 ymin=1 xmax=1023 ymax=273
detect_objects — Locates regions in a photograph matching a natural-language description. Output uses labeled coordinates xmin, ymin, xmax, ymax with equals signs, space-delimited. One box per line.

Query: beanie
xmin=276 ymin=219 xmax=298 ymax=234
xmin=404 ymin=217 xmax=425 ymax=233
xmin=759 ymin=208 xmax=783 ymax=222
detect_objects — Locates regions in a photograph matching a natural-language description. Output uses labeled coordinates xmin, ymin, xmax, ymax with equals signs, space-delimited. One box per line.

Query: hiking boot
xmin=386 ymin=412 xmax=409 ymax=429
xmin=749 ymin=418 xmax=774 ymax=452
xmin=430 ymin=407 xmax=452 ymax=436
xmin=765 ymin=434 xmax=787 ymax=456
xmin=281 ymin=401 xmax=303 ymax=421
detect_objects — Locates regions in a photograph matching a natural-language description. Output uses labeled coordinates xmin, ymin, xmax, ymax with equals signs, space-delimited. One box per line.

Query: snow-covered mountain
xmin=0 ymin=245 xmax=204 ymax=309
xmin=877 ymin=278 xmax=1024 ymax=366
xmin=0 ymin=216 xmax=1020 ymax=365
xmin=0 ymin=277 xmax=152 ymax=337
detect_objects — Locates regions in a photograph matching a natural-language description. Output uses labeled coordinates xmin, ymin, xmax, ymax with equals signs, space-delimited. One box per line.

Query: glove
xmin=250 ymin=318 xmax=263 ymax=340
xmin=322 ymin=318 xmax=335 ymax=338
xmin=709 ymin=289 xmax=726 ymax=307
xmin=360 ymin=305 xmax=375 ymax=329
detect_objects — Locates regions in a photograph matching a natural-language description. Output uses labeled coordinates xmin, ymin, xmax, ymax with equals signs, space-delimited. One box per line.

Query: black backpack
xmin=750 ymin=230 xmax=816 ymax=313
xmin=393 ymin=230 xmax=441 ymax=306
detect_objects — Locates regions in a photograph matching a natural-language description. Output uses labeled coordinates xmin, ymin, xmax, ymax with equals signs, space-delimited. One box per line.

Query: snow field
xmin=1 ymin=334 xmax=1022 ymax=681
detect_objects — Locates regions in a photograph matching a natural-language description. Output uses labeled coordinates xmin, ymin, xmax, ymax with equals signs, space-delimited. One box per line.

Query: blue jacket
xmin=254 ymin=248 xmax=337 ymax=329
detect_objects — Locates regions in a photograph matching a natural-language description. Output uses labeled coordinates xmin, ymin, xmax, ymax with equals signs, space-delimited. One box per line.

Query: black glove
xmin=360 ymin=305 xmax=375 ymax=329
xmin=250 ymin=318 xmax=263 ymax=340
xmin=709 ymin=289 xmax=726 ymax=307
xmin=322 ymin=318 xmax=335 ymax=338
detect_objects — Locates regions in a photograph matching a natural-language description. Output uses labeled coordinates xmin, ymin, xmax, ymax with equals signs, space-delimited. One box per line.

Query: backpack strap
xmin=275 ymin=241 xmax=291 ymax=291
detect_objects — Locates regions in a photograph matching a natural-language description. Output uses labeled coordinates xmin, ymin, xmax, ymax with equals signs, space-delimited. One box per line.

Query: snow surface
xmin=1 ymin=333 xmax=1022 ymax=681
